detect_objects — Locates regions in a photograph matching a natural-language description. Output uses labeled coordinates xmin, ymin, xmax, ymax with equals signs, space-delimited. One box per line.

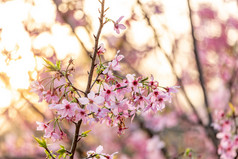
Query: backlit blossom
xmin=49 ymin=99 xmax=79 ymax=118
xmin=78 ymin=91 xmax=105 ymax=113
xmin=36 ymin=121 xmax=49 ymax=131
xmin=103 ymin=52 xmax=124 ymax=74
xmin=114 ymin=16 xmax=126 ymax=34
xmin=97 ymin=43 xmax=106 ymax=55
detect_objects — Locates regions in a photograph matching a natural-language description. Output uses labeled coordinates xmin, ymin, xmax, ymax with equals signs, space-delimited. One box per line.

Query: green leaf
xmin=81 ymin=130 xmax=91 ymax=137
xmin=34 ymin=137 xmax=47 ymax=148
xmin=184 ymin=148 xmax=191 ymax=156
xmin=56 ymin=61 xmax=61 ymax=70
xmin=43 ymin=58 xmax=57 ymax=71
xmin=57 ymin=145 xmax=68 ymax=159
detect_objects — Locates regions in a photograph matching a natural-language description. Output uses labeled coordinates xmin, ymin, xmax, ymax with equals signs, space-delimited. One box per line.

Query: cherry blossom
xmin=97 ymin=43 xmax=106 ymax=55
xmin=114 ymin=16 xmax=126 ymax=34
xmin=49 ymin=99 xmax=79 ymax=119
xmin=36 ymin=121 xmax=49 ymax=131
xmin=103 ymin=52 xmax=124 ymax=74
xmin=78 ymin=91 xmax=105 ymax=113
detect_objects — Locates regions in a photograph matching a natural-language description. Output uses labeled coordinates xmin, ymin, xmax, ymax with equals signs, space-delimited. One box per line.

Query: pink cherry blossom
xmin=114 ymin=16 xmax=126 ymax=34
xmin=103 ymin=52 xmax=124 ymax=74
xmin=78 ymin=91 xmax=105 ymax=113
xmin=97 ymin=43 xmax=106 ymax=55
xmin=75 ymin=108 xmax=87 ymax=123
xmin=100 ymin=83 xmax=116 ymax=102
xmin=44 ymin=90 xmax=59 ymax=104
xmin=49 ymin=99 xmax=79 ymax=119
xmin=148 ymin=75 xmax=159 ymax=89
xmin=30 ymin=81 xmax=45 ymax=102
xmin=126 ymin=74 xmax=142 ymax=92
xmin=36 ymin=121 xmax=49 ymax=131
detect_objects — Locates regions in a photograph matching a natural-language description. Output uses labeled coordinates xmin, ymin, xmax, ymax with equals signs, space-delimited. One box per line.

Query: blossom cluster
xmin=31 ymin=8 xmax=179 ymax=158
xmin=32 ymin=52 xmax=179 ymax=141
xmin=212 ymin=109 xmax=238 ymax=159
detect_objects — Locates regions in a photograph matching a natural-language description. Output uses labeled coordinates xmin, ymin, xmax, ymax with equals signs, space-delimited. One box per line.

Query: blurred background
xmin=0 ymin=0 xmax=238 ymax=158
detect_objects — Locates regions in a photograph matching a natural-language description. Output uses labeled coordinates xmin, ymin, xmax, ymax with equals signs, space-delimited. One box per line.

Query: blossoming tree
xmin=31 ymin=0 xmax=178 ymax=158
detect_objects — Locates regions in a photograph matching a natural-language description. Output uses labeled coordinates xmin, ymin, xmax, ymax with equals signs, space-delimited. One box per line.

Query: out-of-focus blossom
xmin=114 ymin=16 xmax=126 ymax=34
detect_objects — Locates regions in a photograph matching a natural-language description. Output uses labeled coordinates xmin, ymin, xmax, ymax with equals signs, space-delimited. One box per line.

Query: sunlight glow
xmin=0 ymin=0 xmax=236 ymax=109
xmin=0 ymin=81 xmax=12 ymax=108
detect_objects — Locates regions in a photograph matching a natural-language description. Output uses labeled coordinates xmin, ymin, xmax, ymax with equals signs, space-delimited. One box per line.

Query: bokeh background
xmin=0 ymin=0 xmax=238 ymax=158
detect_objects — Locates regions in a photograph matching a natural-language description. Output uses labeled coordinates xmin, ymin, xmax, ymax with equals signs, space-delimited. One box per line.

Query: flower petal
xmin=116 ymin=16 xmax=124 ymax=23
xmin=118 ymin=24 xmax=126 ymax=30
xmin=94 ymin=96 xmax=105 ymax=105
xmin=78 ymin=97 xmax=89 ymax=105
xmin=88 ymin=91 xmax=95 ymax=100
xmin=96 ymin=145 xmax=103 ymax=153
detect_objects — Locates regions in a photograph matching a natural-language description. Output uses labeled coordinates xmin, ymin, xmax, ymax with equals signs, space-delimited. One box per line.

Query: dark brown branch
xmin=186 ymin=0 xmax=219 ymax=152
xmin=186 ymin=0 xmax=212 ymax=125
xmin=85 ymin=0 xmax=105 ymax=94
xmin=70 ymin=119 xmax=82 ymax=159
xmin=45 ymin=146 xmax=56 ymax=159
xmin=90 ymin=73 xmax=100 ymax=89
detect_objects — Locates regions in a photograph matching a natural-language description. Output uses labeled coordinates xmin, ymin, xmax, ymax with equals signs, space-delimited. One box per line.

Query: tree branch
xmin=186 ymin=0 xmax=219 ymax=151
xmin=69 ymin=1 xmax=106 ymax=158
xmin=85 ymin=0 xmax=106 ymax=94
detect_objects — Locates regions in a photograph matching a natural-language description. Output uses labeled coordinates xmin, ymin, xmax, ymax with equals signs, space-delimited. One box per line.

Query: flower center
xmin=154 ymin=91 xmax=159 ymax=96
xmin=132 ymin=80 xmax=138 ymax=86
xmin=80 ymin=111 xmax=85 ymax=116
xmin=158 ymin=98 xmax=163 ymax=102
xmin=89 ymin=99 xmax=94 ymax=104
xmin=65 ymin=104 xmax=70 ymax=109
xmin=106 ymin=90 xmax=111 ymax=94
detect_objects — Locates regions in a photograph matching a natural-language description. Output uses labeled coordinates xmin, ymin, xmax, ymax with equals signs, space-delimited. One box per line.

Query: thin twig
xmin=85 ymin=0 xmax=106 ymax=94
xmin=90 ymin=73 xmax=100 ymax=89
xmin=45 ymin=147 xmax=56 ymax=159
xmin=187 ymin=0 xmax=219 ymax=151
xmin=186 ymin=0 xmax=212 ymax=125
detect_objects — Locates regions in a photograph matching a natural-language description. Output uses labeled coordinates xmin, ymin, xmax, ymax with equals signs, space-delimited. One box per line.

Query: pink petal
xmin=126 ymin=74 xmax=135 ymax=82
xmin=94 ymin=96 xmax=105 ymax=105
xmin=49 ymin=103 xmax=63 ymax=110
xmin=88 ymin=91 xmax=95 ymax=100
xmin=114 ymin=28 xmax=120 ymax=34
xmin=79 ymin=97 xmax=89 ymax=105
xmin=116 ymin=55 xmax=124 ymax=61
xmin=36 ymin=121 xmax=44 ymax=131
xmin=116 ymin=16 xmax=124 ymax=23
xmin=118 ymin=24 xmax=126 ymax=30
xmin=62 ymin=99 xmax=69 ymax=105
xmin=96 ymin=145 xmax=103 ymax=153
xmin=87 ymin=104 xmax=98 ymax=113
